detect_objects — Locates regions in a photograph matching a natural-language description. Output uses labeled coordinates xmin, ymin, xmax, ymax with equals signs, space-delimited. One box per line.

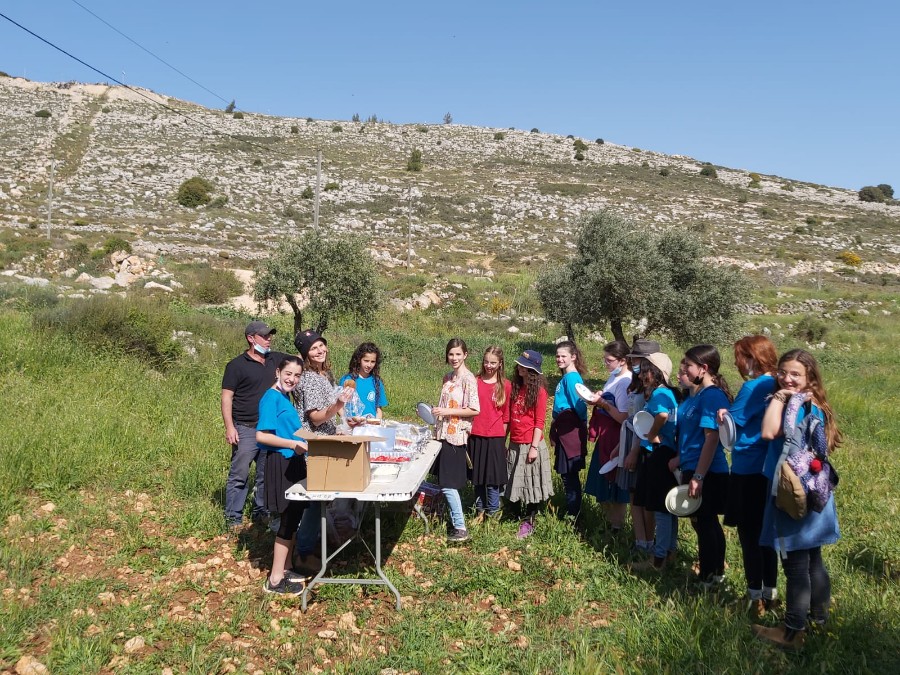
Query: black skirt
xmin=469 ymin=435 xmax=508 ymax=486
xmin=680 ymin=469 xmax=728 ymax=517
xmin=642 ymin=444 xmax=679 ymax=513
xmin=264 ymin=450 xmax=307 ymax=515
xmin=724 ymin=472 xmax=769 ymax=528
xmin=434 ymin=440 xmax=469 ymax=491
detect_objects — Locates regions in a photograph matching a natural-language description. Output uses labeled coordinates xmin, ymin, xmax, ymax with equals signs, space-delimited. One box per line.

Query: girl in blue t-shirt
xmin=754 ymin=349 xmax=842 ymax=650
xmin=718 ymin=335 xmax=779 ymax=616
xmin=550 ymin=340 xmax=588 ymax=517
xmin=340 ymin=342 xmax=389 ymax=421
xmin=255 ymin=355 xmax=310 ymax=595
xmin=670 ymin=344 xmax=732 ymax=588
xmin=629 ymin=352 xmax=680 ymax=572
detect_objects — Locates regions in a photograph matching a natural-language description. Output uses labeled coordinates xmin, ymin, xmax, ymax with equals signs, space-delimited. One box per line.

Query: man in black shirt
xmin=221 ymin=321 xmax=288 ymax=527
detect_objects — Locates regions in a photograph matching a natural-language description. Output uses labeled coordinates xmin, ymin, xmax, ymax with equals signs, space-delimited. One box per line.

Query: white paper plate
xmin=719 ymin=411 xmax=737 ymax=451
xmin=633 ymin=410 xmax=655 ymax=440
xmin=574 ymin=382 xmax=595 ymax=403
xmin=665 ymin=485 xmax=702 ymax=517
xmin=415 ymin=401 xmax=436 ymax=426
xmin=598 ymin=458 xmax=619 ymax=475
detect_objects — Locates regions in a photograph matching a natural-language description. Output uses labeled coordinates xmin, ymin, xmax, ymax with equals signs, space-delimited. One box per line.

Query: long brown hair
xmin=734 ymin=335 xmax=777 ymax=379
xmin=778 ymin=349 xmax=842 ymax=453
xmin=556 ymin=340 xmax=587 ymax=376
xmin=512 ymin=366 xmax=547 ymax=410
xmin=477 ymin=345 xmax=508 ymax=407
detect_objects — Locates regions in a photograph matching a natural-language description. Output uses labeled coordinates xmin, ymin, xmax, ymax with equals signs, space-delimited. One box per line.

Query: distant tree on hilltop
xmin=858 ymin=185 xmax=886 ymax=203
xmin=224 ymin=100 xmax=235 ymax=113
xmin=443 ymin=112 xmax=452 ymax=124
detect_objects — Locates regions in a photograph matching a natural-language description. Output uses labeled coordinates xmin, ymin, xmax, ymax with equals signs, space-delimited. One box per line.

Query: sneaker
xmin=516 ymin=521 xmax=534 ymax=539
xmin=292 ymin=553 xmax=323 ymax=575
xmin=447 ymin=528 xmax=470 ymax=543
xmin=283 ymin=569 xmax=308 ymax=584
xmin=630 ymin=557 xmax=666 ymax=573
xmin=752 ymin=624 xmax=805 ymax=651
xmin=263 ymin=575 xmax=305 ymax=595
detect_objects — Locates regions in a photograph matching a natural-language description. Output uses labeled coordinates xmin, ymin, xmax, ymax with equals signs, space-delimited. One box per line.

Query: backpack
xmin=772 ymin=393 xmax=839 ymax=520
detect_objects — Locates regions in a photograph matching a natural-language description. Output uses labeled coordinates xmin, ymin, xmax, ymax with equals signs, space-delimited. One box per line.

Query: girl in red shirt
xmin=469 ymin=346 xmax=512 ymax=523
xmin=504 ymin=350 xmax=554 ymax=538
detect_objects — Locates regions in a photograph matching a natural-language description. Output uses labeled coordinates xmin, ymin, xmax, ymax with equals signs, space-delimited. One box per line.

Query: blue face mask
xmin=610 ymin=366 xmax=623 ymax=377
xmin=253 ymin=343 xmax=270 ymax=355
xmin=631 ymin=365 xmax=641 ymax=374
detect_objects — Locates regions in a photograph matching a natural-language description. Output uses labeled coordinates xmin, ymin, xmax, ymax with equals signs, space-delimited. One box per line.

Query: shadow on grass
xmin=843 ymin=542 xmax=900 ymax=581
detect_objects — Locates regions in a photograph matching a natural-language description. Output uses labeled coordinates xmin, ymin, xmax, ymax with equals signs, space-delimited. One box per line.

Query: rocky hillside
xmin=1 ymin=75 xmax=898 ymax=284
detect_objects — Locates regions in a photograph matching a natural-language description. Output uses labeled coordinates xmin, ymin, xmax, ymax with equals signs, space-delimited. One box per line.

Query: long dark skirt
xmin=469 ymin=435 xmax=508 ymax=486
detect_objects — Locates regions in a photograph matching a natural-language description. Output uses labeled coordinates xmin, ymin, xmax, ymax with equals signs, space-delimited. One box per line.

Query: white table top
xmin=285 ymin=440 xmax=440 ymax=502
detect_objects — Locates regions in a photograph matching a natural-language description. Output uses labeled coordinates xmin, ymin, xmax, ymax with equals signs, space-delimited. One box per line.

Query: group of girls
xmin=431 ymin=339 xmax=555 ymax=541
xmin=253 ymin=332 xmax=389 ymax=595
xmin=575 ymin=335 xmax=840 ymax=651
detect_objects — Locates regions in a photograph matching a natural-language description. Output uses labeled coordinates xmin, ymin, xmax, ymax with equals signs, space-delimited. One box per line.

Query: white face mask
xmin=253 ymin=343 xmax=270 ymax=355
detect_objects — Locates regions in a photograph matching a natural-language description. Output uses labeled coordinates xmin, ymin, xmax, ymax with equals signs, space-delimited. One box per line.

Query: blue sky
xmin=2 ymin=0 xmax=898 ymax=190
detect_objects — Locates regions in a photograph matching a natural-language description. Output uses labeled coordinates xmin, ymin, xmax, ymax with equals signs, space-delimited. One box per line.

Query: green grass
xmin=1 ymin=292 xmax=899 ymax=673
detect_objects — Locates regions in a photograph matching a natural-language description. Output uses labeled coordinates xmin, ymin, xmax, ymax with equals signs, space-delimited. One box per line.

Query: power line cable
xmin=0 ymin=10 xmax=292 ymax=158
xmin=66 ymin=0 xmax=235 ymax=109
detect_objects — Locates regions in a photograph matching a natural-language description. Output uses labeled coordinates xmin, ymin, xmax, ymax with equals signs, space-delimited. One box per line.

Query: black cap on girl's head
xmin=294 ymin=329 xmax=326 ymax=359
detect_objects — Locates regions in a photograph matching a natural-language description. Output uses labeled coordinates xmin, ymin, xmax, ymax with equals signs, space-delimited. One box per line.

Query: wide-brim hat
xmin=294 ymin=329 xmax=327 ymax=359
xmin=515 ymin=349 xmax=543 ymax=373
xmin=644 ymin=352 xmax=672 ymax=382
xmin=627 ymin=338 xmax=661 ymax=358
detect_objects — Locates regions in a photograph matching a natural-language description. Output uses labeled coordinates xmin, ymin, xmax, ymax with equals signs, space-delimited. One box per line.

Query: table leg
xmin=301 ymin=508 xmax=330 ymax=612
xmin=373 ymin=503 xmax=402 ymax=610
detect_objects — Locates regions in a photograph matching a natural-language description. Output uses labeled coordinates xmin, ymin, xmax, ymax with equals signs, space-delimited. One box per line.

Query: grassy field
xmin=1 ymin=283 xmax=899 ymax=674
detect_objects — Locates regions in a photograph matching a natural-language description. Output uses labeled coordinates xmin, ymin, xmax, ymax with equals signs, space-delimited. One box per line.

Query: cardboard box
xmin=296 ymin=431 xmax=381 ymax=491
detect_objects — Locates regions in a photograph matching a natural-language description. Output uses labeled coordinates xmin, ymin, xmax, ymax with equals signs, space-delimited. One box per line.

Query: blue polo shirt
xmin=339 ymin=374 xmax=388 ymax=417
xmin=553 ymin=371 xmax=588 ymax=421
xmin=256 ymin=388 xmax=303 ymax=459
xmin=729 ymin=375 xmax=776 ymax=475
xmin=677 ymin=386 xmax=730 ymax=473
xmin=642 ymin=386 xmax=678 ymax=450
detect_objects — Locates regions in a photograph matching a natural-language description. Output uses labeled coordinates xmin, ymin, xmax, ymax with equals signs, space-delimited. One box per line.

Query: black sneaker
xmin=263 ymin=576 xmax=305 ymax=595
xmin=447 ymin=528 xmax=470 ymax=543
xmin=283 ymin=569 xmax=308 ymax=584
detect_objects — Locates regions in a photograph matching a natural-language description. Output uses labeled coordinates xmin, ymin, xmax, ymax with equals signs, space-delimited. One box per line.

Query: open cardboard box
xmin=296 ymin=430 xmax=383 ymax=491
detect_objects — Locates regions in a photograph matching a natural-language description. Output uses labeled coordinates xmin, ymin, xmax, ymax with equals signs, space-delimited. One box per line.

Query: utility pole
xmin=313 ymin=150 xmax=322 ymax=229
xmin=46 ymin=160 xmax=55 ymax=238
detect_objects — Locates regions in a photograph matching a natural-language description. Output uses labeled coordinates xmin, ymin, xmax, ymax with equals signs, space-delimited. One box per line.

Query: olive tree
xmin=253 ymin=231 xmax=382 ymax=335
xmin=536 ymin=210 xmax=751 ymax=345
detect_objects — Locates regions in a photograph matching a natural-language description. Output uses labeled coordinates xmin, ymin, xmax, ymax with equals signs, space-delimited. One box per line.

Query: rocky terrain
xmin=1 ymin=74 xmax=899 ymax=293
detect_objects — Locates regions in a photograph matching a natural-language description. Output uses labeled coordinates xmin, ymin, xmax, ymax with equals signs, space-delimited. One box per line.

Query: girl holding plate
xmin=718 ymin=335 xmax=779 ymax=617
xmin=668 ymin=344 xmax=732 ymax=589
xmin=584 ymin=341 xmax=633 ymax=532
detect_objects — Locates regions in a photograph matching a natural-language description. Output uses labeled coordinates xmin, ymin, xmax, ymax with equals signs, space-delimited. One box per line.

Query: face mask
xmin=631 ymin=365 xmax=641 ymax=374
xmin=611 ymin=366 xmax=623 ymax=377
xmin=253 ymin=343 xmax=270 ymax=355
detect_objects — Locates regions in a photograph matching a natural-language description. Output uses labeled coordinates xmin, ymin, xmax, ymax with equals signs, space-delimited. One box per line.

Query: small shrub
xmin=659 ymin=167 xmax=670 ymax=177
xmin=290 ymin=125 xmax=299 ymax=134
xmin=176 ymin=177 xmax=214 ymax=208
xmin=757 ymin=206 xmax=777 ymax=219
xmin=252 ymin=159 xmax=262 ymax=167
xmin=574 ymin=151 xmax=585 ymax=161
xmin=301 ymin=186 xmax=314 ymax=200
xmin=854 ymin=234 xmax=863 ymax=245
xmin=781 ymin=183 xmax=794 ymax=192
xmin=632 ymin=147 xmax=642 ymax=152
xmin=749 ymin=172 xmax=762 ymax=183
xmin=208 ymin=195 xmax=228 ymax=209
xmin=595 ymin=138 xmax=604 ymax=145
xmin=699 ymin=166 xmax=718 ymax=178
xmin=102 ymin=237 xmax=132 ymax=255
xmin=416 ymin=125 xmax=428 ymax=133
xmin=736 ymin=192 xmax=748 ymax=204
xmin=332 ymin=124 xmax=343 ymax=132
xmin=282 ymin=205 xmax=301 ymax=219
xmin=406 ymin=148 xmax=423 ymax=172
xmin=101 ymin=106 xmax=111 ymax=113
xmin=186 ymin=267 xmax=244 ymax=304
xmin=306 ymin=117 xmax=314 ymax=123
xmin=573 ymin=139 xmax=588 ymax=152
xmin=838 ymin=250 xmax=862 ymax=267
xmin=566 ymin=134 xmax=574 ymax=140
xmin=232 ymin=111 xmax=244 ymax=119
xmin=72 ymin=218 xmax=89 ymax=227
xmin=34 ymin=109 xmax=51 ymax=118
xmin=67 ymin=242 xmax=90 ymax=266
xmin=493 ymin=132 xmax=506 ymax=141
xmin=749 ymin=181 xmax=761 ymax=189
xmin=641 ymin=160 xmax=650 ymax=168
xmin=858 ymin=185 xmax=885 ymax=203
xmin=323 ymin=182 xmax=339 ymax=192
xmin=530 ymin=128 xmax=540 ymax=133
xmin=792 ymin=315 xmax=828 ymax=343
